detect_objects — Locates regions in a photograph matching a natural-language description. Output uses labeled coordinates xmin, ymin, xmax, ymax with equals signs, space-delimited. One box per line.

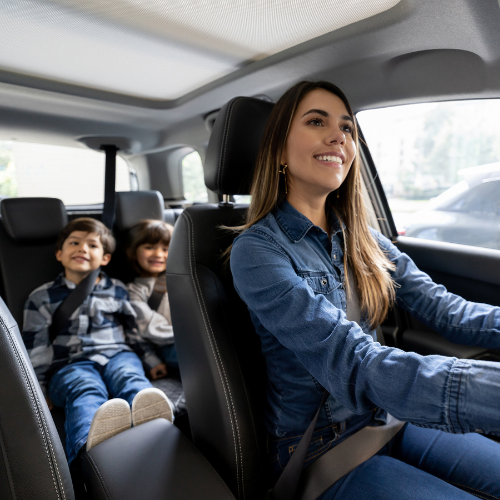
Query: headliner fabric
xmin=0 ymin=0 xmax=401 ymax=100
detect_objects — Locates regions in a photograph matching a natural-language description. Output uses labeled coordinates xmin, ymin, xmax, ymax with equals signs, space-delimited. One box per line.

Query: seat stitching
xmin=7 ymin=323 xmax=66 ymax=499
xmin=185 ymin=211 xmax=245 ymax=498
xmin=0 ymin=313 xmax=64 ymax=500
xmin=86 ymin=454 xmax=113 ymax=500
xmin=218 ymin=98 xmax=242 ymax=193
xmin=186 ymin=211 xmax=243 ymax=497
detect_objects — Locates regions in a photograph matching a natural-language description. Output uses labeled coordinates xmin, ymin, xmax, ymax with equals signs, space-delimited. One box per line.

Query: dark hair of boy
xmin=126 ymin=219 xmax=173 ymax=274
xmin=56 ymin=217 xmax=116 ymax=255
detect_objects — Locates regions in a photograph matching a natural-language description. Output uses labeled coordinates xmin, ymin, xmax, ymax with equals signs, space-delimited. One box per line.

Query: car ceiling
xmin=0 ymin=0 xmax=499 ymax=155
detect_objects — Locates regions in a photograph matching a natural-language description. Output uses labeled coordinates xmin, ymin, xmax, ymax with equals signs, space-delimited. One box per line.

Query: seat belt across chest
xmin=49 ymin=268 xmax=100 ymax=342
xmin=269 ymin=266 xmax=403 ymax=500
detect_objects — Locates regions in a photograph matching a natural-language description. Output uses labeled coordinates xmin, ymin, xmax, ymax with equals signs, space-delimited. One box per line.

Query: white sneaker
xmin=131 ymin=388 xmax=174 ymax=427
xmin=86 ymin=398 xmax=131 ymax=452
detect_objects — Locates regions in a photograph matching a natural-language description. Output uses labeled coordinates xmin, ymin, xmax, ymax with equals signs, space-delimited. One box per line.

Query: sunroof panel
xmin=0 ymin=0 xmax=401 ymax=100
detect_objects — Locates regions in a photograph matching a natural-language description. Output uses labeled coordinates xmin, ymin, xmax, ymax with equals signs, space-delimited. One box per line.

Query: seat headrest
xmin=115 ymin=191 xmax=164 ymax=232
xmin=1 ymin=198 xmax=68 ymax=242
xmin=204 ymin=97 xmax=274 ymax=195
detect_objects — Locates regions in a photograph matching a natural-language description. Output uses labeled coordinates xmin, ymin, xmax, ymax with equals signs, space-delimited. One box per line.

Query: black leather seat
xmin=166 ymin=97 xmax=274 ymax=499
xmin=108 ymin=190 xmax=166 ymax=284
xmin=163 ymin=208 xmax=184 ymax=226
xmin=0 ymin=296 xmax=74 ymax=499
xmin=0 ymin=197 xmax=68 ymax=326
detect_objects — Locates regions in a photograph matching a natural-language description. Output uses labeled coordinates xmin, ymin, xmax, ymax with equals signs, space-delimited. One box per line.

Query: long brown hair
xmin=230 ymin=81 xmax=396 ymax=328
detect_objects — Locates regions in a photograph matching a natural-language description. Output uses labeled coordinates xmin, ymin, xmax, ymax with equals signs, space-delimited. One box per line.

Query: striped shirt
xmin=22 ymin=272 xmax=157 ymax=395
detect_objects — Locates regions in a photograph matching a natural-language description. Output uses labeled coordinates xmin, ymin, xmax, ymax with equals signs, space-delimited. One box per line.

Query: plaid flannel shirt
xmin=22 ymin=272 xmax=158 ymax=396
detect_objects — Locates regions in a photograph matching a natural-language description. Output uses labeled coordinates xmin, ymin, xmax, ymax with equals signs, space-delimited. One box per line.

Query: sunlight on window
xmin=0 ymin=141 xmax=130 ymax=205
xmin=182 ymin=151 xmax=208 ymax=202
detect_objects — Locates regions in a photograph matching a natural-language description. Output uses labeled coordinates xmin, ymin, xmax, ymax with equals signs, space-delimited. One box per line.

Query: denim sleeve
xmin=373 ymin=230 xmax=500 ymax=349
xmin=231 ymin=228 xmax=500 ymax=435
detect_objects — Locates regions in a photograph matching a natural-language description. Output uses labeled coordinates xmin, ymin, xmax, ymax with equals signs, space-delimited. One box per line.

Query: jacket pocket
xmin=297 ymin=271 xmax=341 ymax=295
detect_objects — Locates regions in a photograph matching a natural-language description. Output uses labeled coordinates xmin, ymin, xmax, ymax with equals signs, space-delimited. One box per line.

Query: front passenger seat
xmin=0 ymin=296 xmax=74 ymax=499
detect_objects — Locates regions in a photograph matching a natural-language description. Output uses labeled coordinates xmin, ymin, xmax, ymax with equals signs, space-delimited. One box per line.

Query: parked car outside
xmin=402 ymin=163 xmax=500 ymax=249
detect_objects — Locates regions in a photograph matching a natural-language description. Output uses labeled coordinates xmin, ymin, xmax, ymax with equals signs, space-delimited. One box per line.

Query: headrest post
xmin=218 ymin=194 xmax=234 ymax=208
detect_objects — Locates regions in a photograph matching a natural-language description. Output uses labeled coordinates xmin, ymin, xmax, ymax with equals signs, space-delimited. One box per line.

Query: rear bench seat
xmin=0 ymin=199 xmax=233 ymax=500
xmin=0 ymin=197 xmax=67 ymax=326
xmin=0 ymin=193 xmax=186 ymax=426
xmin=0 ymin=192 xmax=184 ymax=322
xmin=163 ymin=207 xmax=183 ymax=226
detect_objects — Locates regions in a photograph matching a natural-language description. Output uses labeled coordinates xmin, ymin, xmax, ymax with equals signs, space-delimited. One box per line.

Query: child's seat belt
xmin=147 ymin=289 xmax=164 ymax=312
xmin=147 ymin=273 xmax=167 ymax=312
xmin=269 ymin=267 xmax=404 ymax=500
xmin=49 ymin=268 xmax=100 ymax=342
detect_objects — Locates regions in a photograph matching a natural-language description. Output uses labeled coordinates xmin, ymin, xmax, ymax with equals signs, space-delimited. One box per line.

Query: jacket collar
xmin=274 ymin=199 xmax=344 ymax=243
xmin=55 ymin=270 xmax=110 ymax=290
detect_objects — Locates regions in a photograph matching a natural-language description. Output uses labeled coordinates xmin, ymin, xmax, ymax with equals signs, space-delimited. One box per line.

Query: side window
xmin=0 ymin=140 xmax=131 ymax=205
xmin=181 ymin=151 xmax=208 ymax=202
xmin=357 ymin=100 xmax=500 ymax=250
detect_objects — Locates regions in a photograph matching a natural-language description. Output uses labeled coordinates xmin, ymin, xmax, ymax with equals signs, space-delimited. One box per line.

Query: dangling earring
xmin=337 ymin=189 xmax=340 ymax=199
xmin=279 ymin=164 xmax=288 ymax=194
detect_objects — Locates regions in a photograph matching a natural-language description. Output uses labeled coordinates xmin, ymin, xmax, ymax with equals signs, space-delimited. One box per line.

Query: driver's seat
xmin=166 ymin=96 xmax=274 ymax=499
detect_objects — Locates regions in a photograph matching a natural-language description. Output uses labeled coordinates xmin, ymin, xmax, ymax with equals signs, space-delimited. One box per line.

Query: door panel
xmin=390 ymin=236 xmax=500 ymax=360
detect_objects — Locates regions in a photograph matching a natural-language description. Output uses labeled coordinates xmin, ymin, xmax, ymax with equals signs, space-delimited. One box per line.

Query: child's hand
xmin=150 ymin=363 xmax=168 ymax=380
xmin=45 ymin=397 xmax=54 ymax=410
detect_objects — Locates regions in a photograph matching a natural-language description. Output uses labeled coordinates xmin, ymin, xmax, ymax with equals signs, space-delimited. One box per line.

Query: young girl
xmin=126 ymin=219 xmax=178 ymax=378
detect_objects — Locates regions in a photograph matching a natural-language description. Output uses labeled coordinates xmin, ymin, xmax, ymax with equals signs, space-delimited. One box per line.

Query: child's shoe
xmin=86 ymin=398 xmax=131 ymax=452
xmin=131 ymin=388 xmax=174 ymax=426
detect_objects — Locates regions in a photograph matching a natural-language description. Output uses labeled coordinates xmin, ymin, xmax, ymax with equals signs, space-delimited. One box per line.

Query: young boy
xmin=22 ymin=217 xmax=173 ymax=465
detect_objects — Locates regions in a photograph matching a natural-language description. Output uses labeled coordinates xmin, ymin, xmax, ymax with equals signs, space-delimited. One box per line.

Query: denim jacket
xmin=231 ymin=200 xmax=500 ymax=468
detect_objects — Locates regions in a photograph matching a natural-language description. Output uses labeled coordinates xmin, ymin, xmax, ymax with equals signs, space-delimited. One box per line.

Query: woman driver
xmin=230 ymin=81 xmax=500 ymax=499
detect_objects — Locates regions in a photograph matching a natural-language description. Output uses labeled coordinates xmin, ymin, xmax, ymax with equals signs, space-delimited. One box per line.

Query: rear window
xmin=0 ymin=141 xmax=131 ymax=205
xmin=181 ymin=151 xmax=208 ymax=202
xmin=357 ymin=99 xmax=500 ymax=249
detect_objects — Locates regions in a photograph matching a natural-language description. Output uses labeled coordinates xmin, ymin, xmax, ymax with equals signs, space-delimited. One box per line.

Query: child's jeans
xmin=49 ymin=351 xmax=152 ymax=464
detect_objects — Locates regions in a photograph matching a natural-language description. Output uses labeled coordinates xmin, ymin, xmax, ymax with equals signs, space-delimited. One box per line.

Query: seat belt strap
xmin=270 ymin=266 xmax=399 ymax=500
xmin=269 ymin=391 xmax=329 ymax=500
xmin=49 ymin=268 xmax=100 ymax=343
xmin=147 ymin=289 xmax=164 ymax=311
xmin=295 ymin=415 xmax=404 ymax=500
xmin=147 ymin=273 xmax=167 ymax=311
xmin=101 ymin=145 xmax=118 ymax=229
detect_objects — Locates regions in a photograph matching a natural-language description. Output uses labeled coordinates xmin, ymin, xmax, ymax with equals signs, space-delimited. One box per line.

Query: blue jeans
xmin=317 ymin=424 xmax=500 ymax=499
xmin=49 ymin=351 xmax=152 ymax=464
